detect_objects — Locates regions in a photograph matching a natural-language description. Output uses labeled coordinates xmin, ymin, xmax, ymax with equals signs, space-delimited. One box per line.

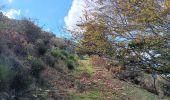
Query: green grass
xmin=71 ymin=58 xmax=94 ymax=77
xmin=126 ymin=85 xmax=170 ymax=100
xmin=126 ymin=85 xmax=159 ymax=100
xmin=69 ymin=91 xmax=99 ymax=100
xmin=111 ymin=78 xmax=169 ymax=100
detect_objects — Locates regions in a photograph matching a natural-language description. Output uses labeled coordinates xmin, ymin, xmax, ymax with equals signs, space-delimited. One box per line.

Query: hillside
xmin=0 ymin=13 xmax=170 ymax=100
xmin=68 ymin=57 xmax=170 ymax=100
xmin=0 ymin=13 xmax=77 ymax=99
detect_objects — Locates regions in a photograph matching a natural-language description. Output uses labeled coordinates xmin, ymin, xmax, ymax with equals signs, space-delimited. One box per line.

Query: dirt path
xmin=73 ymin=62 xmax=127 ymax=100
xmin=66 ymin=59 xmax=161 ymax=100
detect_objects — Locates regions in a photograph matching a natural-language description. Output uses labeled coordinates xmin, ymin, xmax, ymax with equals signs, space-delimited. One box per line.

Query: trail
xmin=57 ymin=59 xmax=161 ymax=100
xmin=72 ymin=60 xmax=126 ymax=100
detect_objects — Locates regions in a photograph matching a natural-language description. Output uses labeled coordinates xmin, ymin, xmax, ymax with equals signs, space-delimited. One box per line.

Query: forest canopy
xmin=70 ymin=0 xmax=170 ymax=75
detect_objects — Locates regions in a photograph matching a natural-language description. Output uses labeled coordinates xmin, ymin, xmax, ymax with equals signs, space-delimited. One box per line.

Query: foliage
xmin=0 ymin=13 xmax=77 ymax=99
xmin=28 ymin=56 xmax=46 ymax=77
xmin=0 ymin=64 xmax=15 ymax=82
xmin=162 ymin=84 xmax=170 ymax=97
xmin=21 ymin=19 xmax=42 ymax=43
xmin=72 ymin=59 xmax=94 ymax=77
xmin=0 ymin=63 xmax=16 ymax=91
xmin=159 ymin=80 xmax=170 ymax=97
xmin=10 ymin=72 xmax=32 ymax=92
xmin=70 ymin=0 xmax=170 ymax=75
xmin=50 ymin=48 xmax=78 ymax=69
xmin=0 ymin=61 xmax=32 ymax=93
xmin=38 ymin=45 xmax=47 ymax=56
xmin=45 ymin=54 xmax=56 ymax=67
xmin=67 ymin=59 xmax=76 ymax=70
xmin=51 ymin=48 xmax=65 ymax=59
xmin=69 ymin=91 xmax=99 ymax=100
xmin=76 ymin=22 xmax=115 ymax=56
xmin=36 ymin=39 xmax=48 ymax=56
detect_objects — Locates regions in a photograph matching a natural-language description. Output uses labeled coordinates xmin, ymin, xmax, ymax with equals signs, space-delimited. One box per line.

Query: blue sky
xmin=0 ymin=0 xmax=85 ymax=37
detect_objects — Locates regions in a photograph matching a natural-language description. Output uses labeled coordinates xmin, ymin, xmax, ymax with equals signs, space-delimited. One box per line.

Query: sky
xmin=0 ymin=0 xmax=85 ymax=37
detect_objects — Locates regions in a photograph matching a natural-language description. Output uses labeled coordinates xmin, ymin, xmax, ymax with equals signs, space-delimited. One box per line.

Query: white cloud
xmin=64 ymin=0 xmax=86 ymax=30
xmin=7 ymin=0 xmax=14 ymax=3
xmin=2 ymin=9 xmax=20 ymax=19
xmin=45 ymin=28 xmax=51 ymax=32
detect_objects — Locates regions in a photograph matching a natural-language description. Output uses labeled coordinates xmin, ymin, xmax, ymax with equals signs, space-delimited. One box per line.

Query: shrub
xmin=0 ymin=63 xmax=16 ymax=91
xmin=51 ymin=48 xmax=65 ymax=60
xmin=36 ymin=39 xmax=48 ymax=56
xmin=21 ymin=19 xmax=41 ymax=43
xmin=37 ymin=76 xmax=50 ymax=88
xmin=53 ymin=60 xmax=68 ymax=72
xmin=10 ymin=72 xmax=32 ymax=92
xmin=45 ymin=55 xmax=56 ymax=67
xmin=60 ymin=50 xmax=69 ymax=58
xmin=160 ymin=82 xmax=170 ymax=97
xmin=38 ymin=45 xmax=47 ymax=56
xmin=0 ymin=64 xmax=15 ymax=81
xmin=13 ymin=43 xmax=28 ymax=57
xmin=75 ymin=80 xmax=86 ymax=93
xmin=50 ymin=48 xmax=78 ymax=70
xmin=0 ymin=58 xmax=33 ymax=93
xmin=67 ymin=59 xmax=75 ymax=70
xmin=67 ymin=54 xmax=78 ymax=70
xmin=28 ymin=56 xmax=45 ymax=77
xmin=9 ymin=58 xmax=23 ymax=71
xmin=69 ymin=54 xmax=78 ymax=62
xmin=116 ymin=70 xmax=141 ymax=82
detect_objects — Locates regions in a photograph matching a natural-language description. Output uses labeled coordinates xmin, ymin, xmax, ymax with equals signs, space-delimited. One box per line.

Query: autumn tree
xmin=70 ymin=0 xmax=170 ymax=75
xmin=76 ymin=21 xmax=114 ymax=56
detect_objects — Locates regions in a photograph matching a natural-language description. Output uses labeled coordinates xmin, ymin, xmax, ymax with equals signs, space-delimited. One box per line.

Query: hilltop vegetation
xmin=0 ymin=0 xmax=170 ymax=99
xmin=0 ymin=13 xmax=78 ymax=99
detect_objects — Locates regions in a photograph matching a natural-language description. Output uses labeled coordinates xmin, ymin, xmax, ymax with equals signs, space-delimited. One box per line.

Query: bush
xmin=160 ymin=81 xmax=170 ymax=97
xmin=116 ymin=70 xmax=141 ymax=83
xmin=37 ymin=76 xmax=50 ymax=88
xmin=0 ymin=64 xmax=16 ymax=91
xmin=51 ymin=48 xmax=65 ymax=60
xmin=10 ymin=72 xmax=32 ymax=92
xmin=68 ymin=54 xmax=78 ymax=62
xmin=75 ymin=80 xmax=86 ymax=93
xmin=38 ymin=45 xmax=47 ymax=56
xmin=21 ymin=19 xmax=42 ymax=43
xmin=0 ymin=64 xmax=15 ymax=81
xmin=36 ymin=39 xmax=48 ymax=56
xmin=60 ymin=50 xmax=70 ymax=58
xmin=67 ymin=54 xmax=78 ymax=70
xmin=28 ymin=56 xmax=45 ymax=77
xmin=67 ymin=60 xmax=76 ymax=70
xmin=50 ymin=48 xmax=78 ymax=70
xmin=0 ymin=58 xmax=32 ymax=93
xmin=13 ymin=43 xmax=28 ymax=57
xmin=45 ymin=55 xmax=56 ymax=67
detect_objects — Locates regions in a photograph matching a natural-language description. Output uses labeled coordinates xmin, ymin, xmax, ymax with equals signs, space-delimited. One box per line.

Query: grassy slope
xmin=68 ymin=58 xmax=169 ymax=100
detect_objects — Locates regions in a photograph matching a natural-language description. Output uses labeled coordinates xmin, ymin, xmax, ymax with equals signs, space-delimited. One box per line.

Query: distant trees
xmin=70 ymin=0 xmax=170 ymax=75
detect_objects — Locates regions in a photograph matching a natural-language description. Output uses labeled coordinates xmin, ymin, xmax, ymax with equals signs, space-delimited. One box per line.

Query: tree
xmin=76 ymin=21 xmax=114 ymax=56
xmin=70 ymin=0 xmax=170 ymax=75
